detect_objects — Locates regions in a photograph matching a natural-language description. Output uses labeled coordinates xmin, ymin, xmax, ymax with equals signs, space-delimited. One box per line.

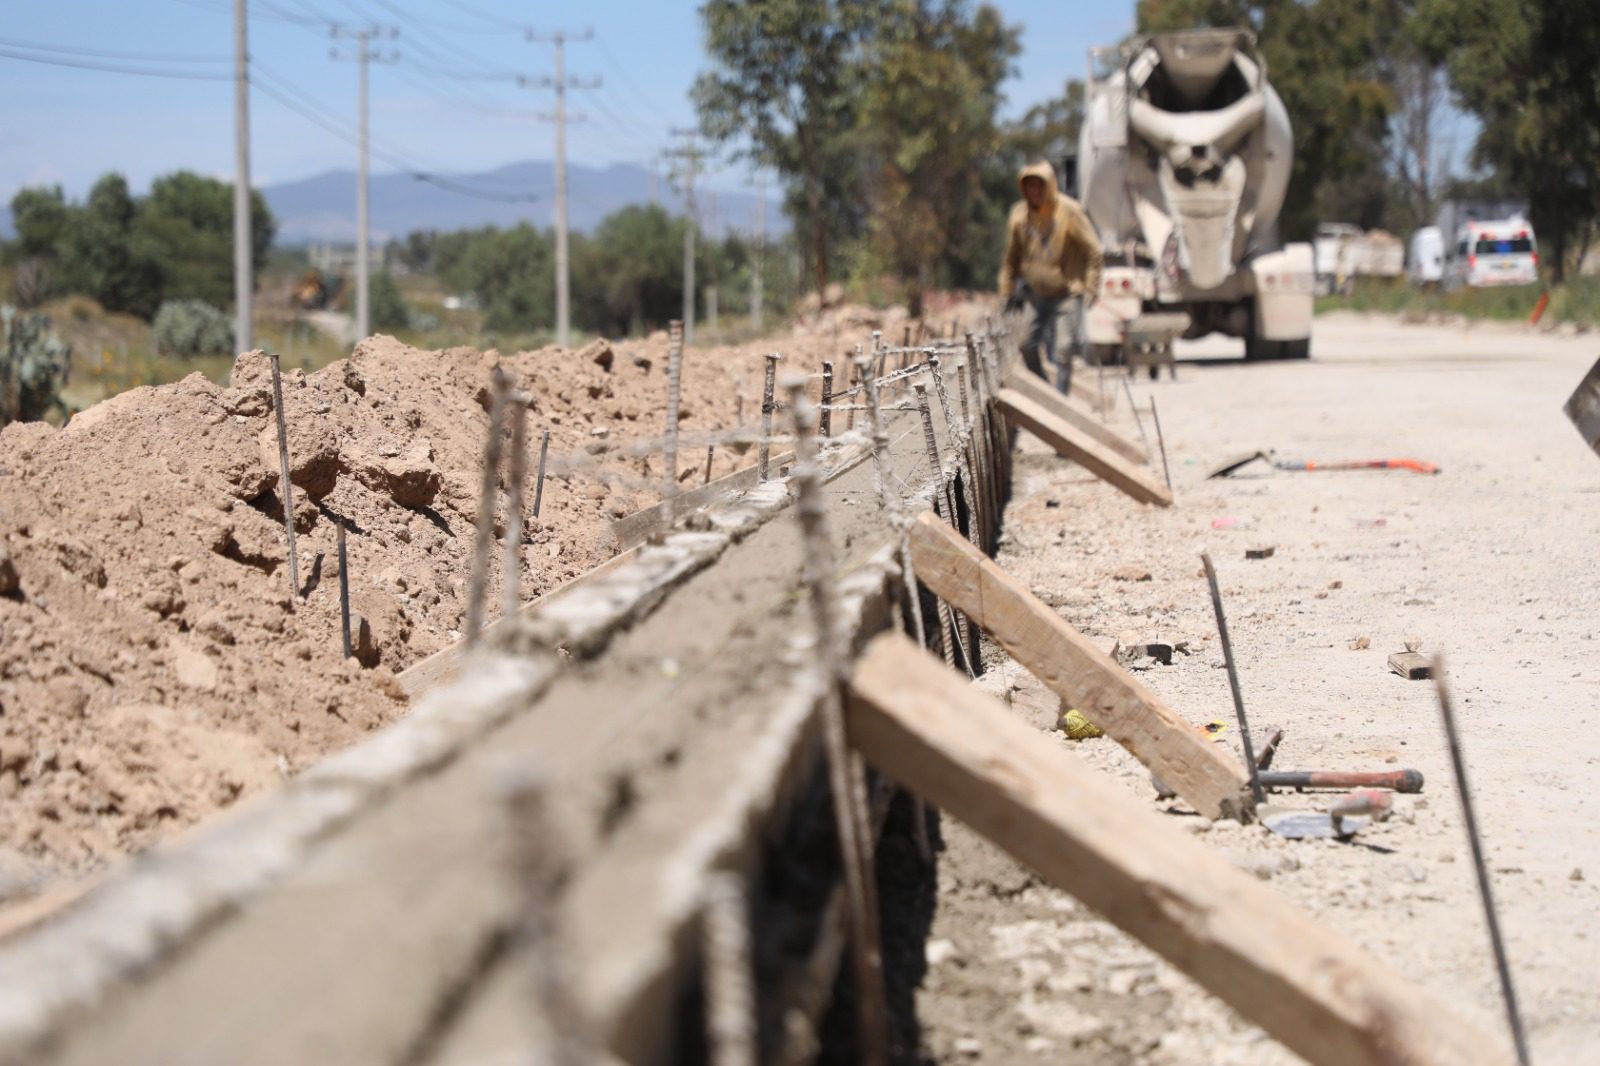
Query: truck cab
xmin=1446 ymin=219 xmax=1539 ymax=288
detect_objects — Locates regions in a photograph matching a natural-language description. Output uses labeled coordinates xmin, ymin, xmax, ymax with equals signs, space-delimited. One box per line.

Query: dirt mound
xmin=0 ymin=321 xmax=845 ymax=887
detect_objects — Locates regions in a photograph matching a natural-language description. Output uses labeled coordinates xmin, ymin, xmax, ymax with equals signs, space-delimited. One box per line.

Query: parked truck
xmin=1313 ymin=223 xmax=1404 ymax=295
xmin=1078 ymin=28 xmax=1315 ymax=361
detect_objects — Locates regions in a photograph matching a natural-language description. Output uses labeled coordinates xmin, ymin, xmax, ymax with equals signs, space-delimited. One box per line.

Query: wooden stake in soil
xmin=337 ymin=521 xmax=352 ymax=659
xmin=465 ymin=367 xmax=511 ymax=647
xmin=661 ymin=320 xmax=686 ymax=533
xmin=784 ymin=374 xmax=889 ymax=1066
xmin=268 ymin=353 xmax=300 ymax=599
xmin=758 ymin=352 xmax=780 ymax=482
xmin=1433 ymin=657 xmax=1532 ymax=1066
xmin=502 ymin=391 xmax=531 ymax=621
xmin=702 ymin=870 xmax=758 ymax=1066
xmin=532 ymin=428 xmax=551 ymax=520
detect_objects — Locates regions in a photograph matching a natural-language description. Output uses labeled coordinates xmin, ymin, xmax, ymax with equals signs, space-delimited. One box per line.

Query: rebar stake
xmin=662 ymin=320 xmax=686 ymax=533
xmin=784 ymin=374 xmax=889 ymax=1066
xmin=702 ymin=870 xmax=758 ymax=1066
xmin=1201 ymin=552 xmax=1265 ymax=807
xmin=1150 ymin=397 xmax=1173 ymax=491
xmin=465 ymin=367 xmax=511 ymax=647
xmin=268 ymin=353 xmax=300 ymax=600
xmin=819 ymin=360 xmax=834 ymax=438
xmin=503 ymin=771 xmax=590 ymax=1066
xmin=502 ymin=391 xmax=530 ymax=621
xmin=337 ymin=521 xmax=352 ymax=659
xmin=913 ymin=381 xmax=974 ymax=676
xmin=704 ymin=443 xmax=715 ymax=485
xmin=758 ymin=352 xmax=780 ymax=482
xmin=1433 ymin=657 xmax=1532 ymax=1066
xmin=1123 ymin=375 xmax=1152 ymax=457
xmin=532 ymin=428 xmax=551 ymax=520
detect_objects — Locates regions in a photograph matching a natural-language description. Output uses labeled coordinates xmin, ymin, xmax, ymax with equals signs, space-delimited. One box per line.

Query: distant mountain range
xmin=0 ymin=160 xmax=784 ymax=245
xmin=263 ymin=159 xmax=782 ymax=245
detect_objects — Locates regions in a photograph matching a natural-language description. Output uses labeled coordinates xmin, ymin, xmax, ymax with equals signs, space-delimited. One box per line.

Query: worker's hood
xmin=1018 ymin=161 xmax=1059 ymax=210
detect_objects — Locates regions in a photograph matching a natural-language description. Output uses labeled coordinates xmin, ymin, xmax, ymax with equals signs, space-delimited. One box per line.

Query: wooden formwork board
xmin=1005 ymin=367 xmax=1148 ymax=464
xmin=846 ymin=632 xmax=1512 ymax=1066
xmin=997 ymin=387 xmax=1172 ymax=507
xmin=906 ymin=511 xmax=1252 ymax=821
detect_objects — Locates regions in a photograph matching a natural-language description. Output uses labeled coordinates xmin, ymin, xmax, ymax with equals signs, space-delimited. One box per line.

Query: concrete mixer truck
xmin=1078 ymin=28 xmax=1314 ymax=362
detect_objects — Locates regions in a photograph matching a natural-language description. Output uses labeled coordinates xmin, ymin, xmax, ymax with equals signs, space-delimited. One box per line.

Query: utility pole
xmin=331 ymin=24 xmax=398 ymax=343
xmin=664 ymin=129 xmax=705 ymax=343
xmin=522 ymin=29 xmax=598 ymax=350
xmin=233 ymin=0 xmax=252 ymax=352
xmin=705 ymin=190 xmax=719 ymax=333
xmin=752 ymin=171 xmax=765 ymax=333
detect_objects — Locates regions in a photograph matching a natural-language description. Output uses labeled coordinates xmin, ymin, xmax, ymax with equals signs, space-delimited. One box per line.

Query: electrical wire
xmin=0 ymin=46 xmax=231 ymax=80
xmin=0 ymin=36 xmax=228 ymax=63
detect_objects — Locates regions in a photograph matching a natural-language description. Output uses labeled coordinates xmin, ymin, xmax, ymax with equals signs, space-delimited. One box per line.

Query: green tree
xmin=573 ymin=204 xmax=686 ymax=336
xmin=57 ymin=174 xmax=164 ymax=318
xmin=10 ymin=186 xmax=69 ymax=259
xmin=1414 ymin=0 xmax=1600 ymax=281
xmin=369 ymin=271 xmax=411 ymax=331
xmin=856 ymin=1 xmax=1021 ymax=312
xmin=694 ymin=0 xmax=889 ymax=296
xmin=138 ymin=171 xmax=275 ymax=308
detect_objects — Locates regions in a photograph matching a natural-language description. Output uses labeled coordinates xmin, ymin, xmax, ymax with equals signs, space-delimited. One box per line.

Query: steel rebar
xmin=464 ymin=367 xmax=511 ymax=647
xmin=758 ymin=353 xmax=779 ymax=482
xmin=819 ymin=360 xmax=834 ymax=438
xmin=337 ymin=521 xmax=351 ymax=659
xmin=702 ymin=870 xmax=758 ymax=1066
xmin=662 ymin=320 xmax=686 ymax=533
xmin=502 ymin=391 xmax=530 ymax=621
xmin=1150 ymin=397 xmax=1173 ymax=491
xmin=532 ymin=428 xmax=551 ymax=519
xmin=268 ymin=353 xmax=300 ymax=599
xmin=784 ymin=374 xmax=889 ymax=1066
xmin=1433 ymin=658 xmax=1532 ymax=1066
xmin=1201 ymin=552 xmax=1265 ymax=807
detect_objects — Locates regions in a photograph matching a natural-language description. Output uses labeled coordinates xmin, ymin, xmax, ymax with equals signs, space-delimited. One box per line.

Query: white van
xmin=1446 ymin=218 xmax=1539 ymax=288
xmin=1408 ymin=226 xmax=1444 ymax=286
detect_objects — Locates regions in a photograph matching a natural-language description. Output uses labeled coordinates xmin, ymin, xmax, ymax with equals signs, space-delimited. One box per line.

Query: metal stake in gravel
xmin=662 ymin=320 xmax=686 ymax=532
xmin=532 ymin=428 xmax=551 ymax=520
xmin=465 ymin=367 xmax=511 ymax=647
xmin=1150 ymin=396 xmax=1173 ymax=491
xmin=819 ymin=360 xmax=834 ymax=438
xmin=704 ymin=443 xmax=715 ymax=485
xmin=502 ymin=391 xmax=531 ymax=621
xmin=1123 ymin=376 xmax=1152 ymax=456
xmin=758 ymin=352 xmax=780 ymax=482
xmin=784 ymin=374 xmax=889 ymax=1066
xmin=1201 ymin=552 xmax=1266 ymax=807
xmin=701 ymin=870 xmax=757 ymax=1066
xmin=337 ymin=521 xmax=352 ymax=659
xmin=268 ymin=352 xmax=300 ymax=599
xmin=1433 ymin=657 xmax=1532 ymax=1066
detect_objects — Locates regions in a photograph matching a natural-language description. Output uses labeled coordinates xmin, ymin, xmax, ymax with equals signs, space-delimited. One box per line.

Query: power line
xmin=0 ymin=46 xmax=231 ymax=80
xmin=0 ymin=36 xmax=228 ymax=63
xmin=436 ymin=0 xmax=522 ymax=31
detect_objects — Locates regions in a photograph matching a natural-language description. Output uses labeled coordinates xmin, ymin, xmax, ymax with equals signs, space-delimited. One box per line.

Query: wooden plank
xmin=997 ymin=387 xmax=1172 ymax=507
xmin=611 ymin=452 xmax=793 ymax=550
xmin=845 ymin=632 xmax=1511 ymax=1066
xmin=1005 ymin=367 xmax=1148 ymax=464
xmin=1388 ymin=651 xmax=1433 ymax=680
xmin=906 ymin=512 xmax=1250 ymax=821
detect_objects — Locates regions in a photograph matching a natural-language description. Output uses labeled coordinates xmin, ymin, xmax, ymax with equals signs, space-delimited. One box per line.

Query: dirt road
xmin=913 ymin=313 xmax=1600 ymax=1063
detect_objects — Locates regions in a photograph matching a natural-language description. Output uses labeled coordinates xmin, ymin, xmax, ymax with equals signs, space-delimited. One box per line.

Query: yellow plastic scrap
xmin=1060 ymin=708 xmax=1105 ymax=740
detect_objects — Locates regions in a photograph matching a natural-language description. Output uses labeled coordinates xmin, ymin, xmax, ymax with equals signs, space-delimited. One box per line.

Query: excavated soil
xmin=0 ymin=303 xmax=926 ymax=897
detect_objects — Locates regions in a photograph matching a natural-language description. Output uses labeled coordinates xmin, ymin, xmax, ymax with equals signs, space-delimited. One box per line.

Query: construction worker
xmin=998 ymin=161 xmax=1103 ymax=392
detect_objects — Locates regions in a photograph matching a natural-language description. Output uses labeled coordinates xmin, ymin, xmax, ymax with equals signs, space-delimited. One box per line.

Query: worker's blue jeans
xmin=1021 ymin=294 xmax=1075 ymax=394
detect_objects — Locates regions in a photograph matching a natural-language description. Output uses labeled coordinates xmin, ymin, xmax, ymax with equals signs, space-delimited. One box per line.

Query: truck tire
xmin=1282 ymin=337 xmax=1311 ymax=359
xmin=1243 ymin=336 xmax=1276 ymax=360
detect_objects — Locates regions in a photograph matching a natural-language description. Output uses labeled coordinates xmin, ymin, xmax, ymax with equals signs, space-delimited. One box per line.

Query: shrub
xmin=152 ymin=299 xmax=234 ymax=357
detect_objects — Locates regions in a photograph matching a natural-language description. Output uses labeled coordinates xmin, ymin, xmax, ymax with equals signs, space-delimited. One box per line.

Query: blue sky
xmin=0 ymin=0 xmax=1136 ymax=203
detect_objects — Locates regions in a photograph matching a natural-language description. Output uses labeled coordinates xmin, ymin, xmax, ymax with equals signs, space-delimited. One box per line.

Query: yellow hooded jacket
xmin=998 ymin=161 xmax=1104 ymax=301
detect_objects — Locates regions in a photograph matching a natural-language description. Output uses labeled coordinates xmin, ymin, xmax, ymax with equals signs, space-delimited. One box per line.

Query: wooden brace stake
xmin=906 ymin=511 xmax=1250 ymax=820
xmin=997 ymin=387 xmax=1173 ymax=507
xmin=845 ymin=632 xmax=1511 ymax=1066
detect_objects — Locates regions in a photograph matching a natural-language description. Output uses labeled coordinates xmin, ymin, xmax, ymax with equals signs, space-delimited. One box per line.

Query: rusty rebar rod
xmin=268 ymin=353 xmax=300 ymax=599
xmin=784 ymin=374 xmax=889 ymax=1066
xmin=337 ymin=521 xmax=351 ymax=659
xmin=502 ymin=391 xmax=530 ymax=621
xmin=1433 ymin=658 xmax=1531 ymax=1066
xmin=702 ymin=870 xmax=758 ymax=1066
xmin=1201 ymin=552 xmax=1266 ymax=807
xmin=819 ymin=360 xmax=834 ymax=438
xmin=464 ymin=367 xmax=511 ymax=647
xmin=758 ymin=352 xmax=779 ymax=482
xmin=1150 ymin=396 xmax=1173 ymax=491
xmin=531 ymin=428 xmax=551 ymax=520
xmin=662 ymin=320 xmax=686 ymax=533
